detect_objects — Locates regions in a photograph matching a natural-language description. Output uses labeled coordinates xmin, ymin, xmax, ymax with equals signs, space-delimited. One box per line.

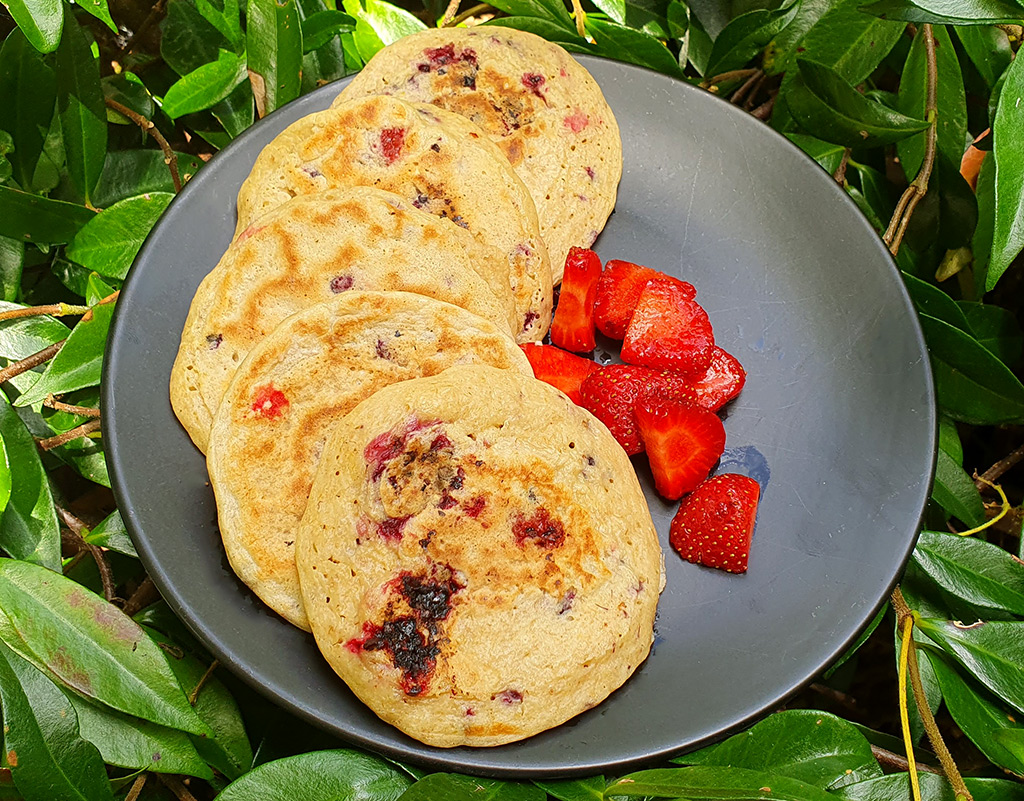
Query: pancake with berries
xmin=207 ymin=293 xmax=532 ymax=631
xmin=332 ymin=27 xmax=622 ymax=283
xmin=170 ymin=187 xmax=518 ymax=453
xmin=234 ymin=95 xmax=552 ymax=341
xmin=296 ymin=365 xmax=664 ymax=746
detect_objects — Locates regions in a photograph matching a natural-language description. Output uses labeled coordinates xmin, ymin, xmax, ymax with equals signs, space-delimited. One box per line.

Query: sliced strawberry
xmin=689 ymin=347 xmax=746 ymax=411
xmin=594 ymin=260 xmax=696 ymax=339
xmin=670 ymin=474 xmax=760 ymax=573
xmin=622 ymin=279 xmax=714 ymax=376
xmin=520 ymin=343 xmax=597 ymax=405
xmin=579 ymin=364 xmax=659 ymax=455
xmin=550 ymin=247 xmax=601 ymax=352
xmin=634 ymin=395 xmax=725 ymax=499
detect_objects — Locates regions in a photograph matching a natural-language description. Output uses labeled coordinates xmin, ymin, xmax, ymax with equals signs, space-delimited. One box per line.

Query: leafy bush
xmin=0 ymin=0 xmax=1023 ymax=798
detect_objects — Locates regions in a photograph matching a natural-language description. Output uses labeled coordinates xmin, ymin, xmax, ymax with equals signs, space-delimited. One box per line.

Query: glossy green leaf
xmin=161 ymin=0 xmax=231 ymax=76
xmin=102 ymin=72 xmax=155 ymax=124
xmin=675 ymin=710 xmax=881 ymax=789
xmin=83 ymin=510 xmax=136 ymax=557
xmin=917 ymin=617 xmax=1024 ymax=716
xmin=196 ymin=0 xmax=244 ymax=51
xmin=75 ymin=0 xmax=117 ymax=32
xmin=859 ymin=0 xmax=1024 ymax=24
xmin=0 ymin=134 xmax=10 ymax=185
xmin=485 ymin=17 xmax=593 ymax=50
xmin=901 ymin=272 xmax=972 ymax=332
xmin=55 ymin=18 xmax=108 ymax=206
xmin=398 ymin=775 xmax=541 ymax=800
xmin=0 ymin=238 xmax=23 ymax=303
xmin=298 ymin=0 xmax=349 ymax=92
xmin=0 ymin=559 xmax=209 ymax=734
xmin=301 ymin=10 xmax=356 ymax=51
xmin=974 ymin=151 xmax=997 ymax=292
xmin=69 ymin=694 xmax=213 ymax=778
xmin=990 ymin=48 xmax=1024 ymax=289
xmin=3 ymin=0 xmax=63 ymax=53
xmin=928 ymin=651 xmax=1024 ymax=774
xmin=931 ymin=449 xmax=985 ymax=526
xmin=937 ymin=414 xmax=961 ymax=464
xmin=763 ymin=0 xmax=831 ymax=76
xmin=247 ymin=0 xmax=304 ymax=116
xmin=0 ymin=396 xmax=59 ymax=570
xmin=784 ymin=134 xmax=846 ymax=174
xmin=0 ymin=641 xmax=112 ymax=801
xmin=0 ymin=431 xmax=10 ymax=517
xmin=787 ymin=60 xmax=930 ymax=147
xmin=215 ymin=750 xmax=411 ymax=800
xmin=605 ymin=767 xmax=837 ymax=799
xmin=958 ymin=301 xmax=1022 ymax=365
xmin=0 ymin=301 xmax=69 ymax=361
xmin=66 ymin=192 xmax=172 ymax=280
xmin=163 ymin=49 xmax=247 ymax=119
xmin=957 ymin=25 xmax=1013 ymax=89
xmin=342 ymin=0 xmax=427 ymax=64
xmin=211 ymin=79 xmax=255 ymax=139
xmin=914 ymin=530 xmax=1024 ymax=616
xmin=966 ymin=778 xmax=1024 ymax=801
xmin=585 ymin=18 xmax=682 ymax=78
xmin=825 ymin=603 xmax=888 ymax=679
xmin=15 ymin=300 xmax=115 ymax=407
xmin=834 ymin=772 xmax=969 ymax=800
xmin=486 ymin=0 xmax=576 ymax=31
xmin=704 ymin=2 xmax=799 ymax=79
xmin=84 ymin=273 xmax=115 ymax=306
xmin=533 ymin=776 xmax=604 ymax=801
xmin=920 ymin=312 xmax=1024 ymax=425
xmin=93 ymin=150 xmax=202 ymax=208
xmin=0 ymin=29 xmax=57 ymax=191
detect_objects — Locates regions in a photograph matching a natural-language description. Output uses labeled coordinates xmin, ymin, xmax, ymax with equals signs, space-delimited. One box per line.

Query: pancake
xmin=332 ymin=27 xmax=622 ymax=282
xmin=296 ymin=365 xmax=664 ymax=746
xmin=170 ymin=187 xmax=518 ymax=453
xmin=207 ymin=293 xmax=532 ymax=631
xmin=234 ymin=95 xmax=553 ymax=341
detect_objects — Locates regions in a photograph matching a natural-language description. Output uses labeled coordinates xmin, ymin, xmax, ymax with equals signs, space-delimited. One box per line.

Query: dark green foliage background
xmin=0 ymin=0 xmax=1023 ymax=797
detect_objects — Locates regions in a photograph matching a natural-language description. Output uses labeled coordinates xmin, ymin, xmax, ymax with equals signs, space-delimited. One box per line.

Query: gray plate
xmin=102 ymin=56 xmax=936 ymax=778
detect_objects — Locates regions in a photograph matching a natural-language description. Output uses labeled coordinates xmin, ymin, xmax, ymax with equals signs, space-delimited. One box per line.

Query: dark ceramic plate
xmin=102 ymin=56 xmax=936 ymax=778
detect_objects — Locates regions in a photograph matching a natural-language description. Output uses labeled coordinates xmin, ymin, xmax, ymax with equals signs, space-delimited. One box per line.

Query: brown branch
xmin=447 ymin=2 xmax=490 ymax=25
xmin=833 ymin=148 xmax=852 ymax=186
xmin=730 ymin=69 xmax=764 ymax=106
xmin=125 ymin=774 xmax=148 ymax=801
xmin=809 ymin=682 xmax=859 ymax=713
xmin=104 ymin=99 xmax=181 ymax=193
xmin=742 ymin=72 xmax=769 ymax=111
xmin=37 ymin=419 xmax=101 ymax=451
xmin=0 ymin=303 xmax=89 ymax=323
xmin=883 ymin=24 xmax=938 ymax=256
xmin=189 ymin=659 xmax=219 ymax=706
xmin=870 ymin=745 xmax=943 ymax=775
xmin=0 ymin=340 xmax=65 ymax=385
xmin=81 ymin=290 xmax=120 ymax=324
xmin=43 ymin=395 xmax=101 ymax=418
xmin=440 ymin=0 xmax=461 ymax=25
xmin=976 ymin=443 xmax=1024 ymax=490
xmin=156 ymin=774 xmax=200 ymax=801
xmin=700 ymin=68 xmax=759 ymax=91
xmin=750 ymin=92 xmax=777 ymax=121
xmin=120 ymin=0 xmax=167 ymax=53
xmin=57 ymin=507 xmax=117 ymax=603
xmin=122 ymin=576 xmax=159 ymax=618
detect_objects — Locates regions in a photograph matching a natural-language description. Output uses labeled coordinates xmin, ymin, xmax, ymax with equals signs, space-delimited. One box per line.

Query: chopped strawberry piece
xmin=579 ymin=364 xmax=657 ymax=455
xmin=634 ymin=395 xmax=725 ymax=499
xmin=689 ymin=347 xmax=746 ymax=411
xmin=551 ymin=247 xmax=601 ymax=352
xmin=594 ymin=260 xmax=695 ymax=339
xmin=622 ymin=279 xmax=714 ymax=376
xmin=520 ymin=343 xmax=597 ymax=405
xmin=670 ymin=474 xmax=760 ymax=573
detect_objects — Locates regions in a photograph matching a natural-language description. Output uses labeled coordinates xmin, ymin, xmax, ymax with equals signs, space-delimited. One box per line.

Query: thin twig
xmin=883 ymin=24 xmax=938 ymax=256
xmin=447 ymin=2 xmax=490 ymax=26
xmin=833 ymin=148 xmax=852 ymax=186
xmin=976 ymin=443 xmax=1024 ymax=490
xmin=0 ymin=303 xmax=90 ymax=323
xmin=57 ymin=507 xmax=117 ymax=602
xmin=0 ymin=340 xmax=65 ymax=385
xmin=730 ymin=69 xmax=764 ymax=106
xmin=870 ymin=745 xmax=943 ymax=775
xmin=43 ymin=395 xmax=101 ymax=418
xmin=156 ymin=774 xmax=200 ymax=801
xmin=104 ymin=99 xmax=181 ymax=193
xmin=80 ymin=291 xmax=120 ymax=324
xmin=125 ymin=774 xmax=148 ymax=801
xmin=809 ymin=682 xmax=859 ymax=713
xmin=750 ymin=92 xmax=777 ymax=121
xmin=123 ymin=576 xmax=159 ymax=618
xmin=37 ymin=419 xmax=101 ymax=451
xmin=120 ymin=0 xmax=167 ymax=53
xmin=700 ymin=68 xmax=758 ymax=90
xmin=742 ymin=72 xmax=769 ymax=111
xmin=189 ymin=659 xmax=219 ymax=706
xmin=440 ymin=0 xmax=461 ymax=25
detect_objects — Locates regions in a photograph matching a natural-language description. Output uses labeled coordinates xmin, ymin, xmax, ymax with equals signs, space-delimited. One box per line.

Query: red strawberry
xmin=579 ymin=364 xmax=659 ymax=454
xmin=551 ymin=247 xmax=602 ymax=352
xmin=670 ymin=474 xmax=760 ymax=573
xmin=622 ymin=279 xmax=714 ymax=376
xmin=520 ymin=343 xmax=597 ymax=405
xmin=593 ymin=260 xmax=696 ymax=339
xmin=689 ymin=347 xmax=746 ymax=411
xmin=634 ymin=395 xmax=725 ymax=499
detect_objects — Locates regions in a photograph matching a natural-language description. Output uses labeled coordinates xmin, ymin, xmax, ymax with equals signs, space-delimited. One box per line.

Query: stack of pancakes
xmin=170 ymin=28 xmax=663 ymax=748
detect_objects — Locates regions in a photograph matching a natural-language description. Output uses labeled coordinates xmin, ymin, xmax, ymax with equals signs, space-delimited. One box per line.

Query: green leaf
xmin=93 ymin=150 xmax=202 ymax=208
xmin=859 ymin=0 xmax=1024 ymax=25
xmin=0 ymin=431 xmax=11 ymax=517
xmin=0 ymin=559 xmax=210 ymax=735
xmin=937 ymin=414 xmax=961 ymax=464
xmin=298 ymin=0 xmax=350 ymax=92
xmin=211 ymin=79 xmax=255 ymax=139
xmin=0 ymin=29 xmax=57 ymax=191
xmin=215 ymin=750 xmax=411 ymax=800
xmin=956 ymin=26 xmax=1013 ymax=89
xmin=247 ymin=0 xmax=304 ymax=116
xmin=0 ymin=301 xmax=69 ymax=361
xmin=55 ymin=18 xmax=108 ymax=206
xmin=920 ymin=312 xmax=1024 ymax=425
xmin=341 ymin=0 xmax=427 ymax=64
xmin=69 ymin=694 xmax=214 ymax=778
xmin=66 ymin=192 xmax=173 ymax=280
xmin=605 ymin=767 xmax=838 ymax=799
xmin=974 ymin=150 xmax=997 ymax=292
xmin=958 ymin=301 xmax=1023 ymax=365
xmin=704 ymin=2 xmax=799 ymax=78
xmin=833 ymin=772 xmax=956 ymax=800
xmin=2 ymin=0 xmax=63 ymax=53
xmin=585 ymin=17 xmax=682 ymax=77
xmin=786 ymin=59 xmax=930 ymax=147
xmin=485 ymin=0 xmax=576 ymax=31
xmin=301 ymin=10 xmax=356 ymax=51
xmin=825 ymin=603 xmax=888 ymax=678
xmin=163 ymin=49 xmax=247 ymax=119
xmin=928 ymin=651 xmax=1024 ymax=774
xmin=0 ymin=237 xmax=24 ymax=302
xmin=917 ymin=617 xmax=1024 ymax=716
xmin=784 ymin=134 xmax=846 ymax=174
xmin=84 ymin=273 xmax=115 ymax=306
xmin=15 ymin=300 xmax=116 ymax=407
xmin=196 ymin=0 xmax=244 ymax=51
xmin=990 ymin=49 xmax=1024 ymax=288
xmin=931 ymin=449 xmax=986 ymax=526
xmin=533 ymin=777 xmax=604 ymax=801
xmin=913 ymin=530 xmax=1024 ymax=617
xmin=485 ymin=17 xmax=593 ymax=50
xmin=75 ymin=0 xmax=117 ymax=32
xmin=674 ymin=710 xmax=881 ymax=790
xmin=398 ymin=775 xmax=542 ymax=800
xmin=160 ymin=0 xmax=231 ymax=76
xmin=764 ymin=0 xmax=831 ymax=76
xmin=901 ymin=272 xmax=972 ymax=332
xmin=0 ymin=641 xmax=112 ymax=801
xmin=0 ymin=396 xmax=59 ymax=570
xmin=967 ymin=778 xmax=1024 ymax=801
xmin=102 ymin=73 xmax=155 ymax=124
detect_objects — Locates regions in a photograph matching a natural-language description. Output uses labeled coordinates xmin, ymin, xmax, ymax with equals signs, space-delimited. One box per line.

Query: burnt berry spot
xmin=585 ymin=166 xmax=596 ymax=180
xmin=330 ymin=274 xmax=354 ymax=293
xmin=363 ymin=616 xmax=439 ymax=696
xmin=378 ymin=516 xmax=409 ymax=542
xmin=522 ymin=311 xmax=540 ymax=331
xmin=400 ymin=571 xmax=462 ymax=625
xmin=513 ymin=508 xmax=566 ymax=549
xmin=585 ymin=455 xmax=596 ymax=466
xmin=463 ymin=496 xmax=486 ymax=518
xmin=375 ymin=339 xmax=392 ymax=360
xmin=438 ymin=493 xmax=457 ymax=510
xmin=521 ymin=72 xmax=547 ymax=101
xmin=206 ymin=334 xmax=222 ymax=350
xmin=463 ymin=75 xmax=476 ymax=89
xmin=450 ymin=466 xmax=465 ymax=490
xmin=430 ymin=143 xmax=441 ymax=152
xmin=495 ymin=689 xmax=523 ymax=704
xmin=450 ymin=215 xmax=468 ymax=229
xmin=424 ymin=43 xmax=456 ymax=65
xmin=413 ymin=193 xmax=429 ymax=209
